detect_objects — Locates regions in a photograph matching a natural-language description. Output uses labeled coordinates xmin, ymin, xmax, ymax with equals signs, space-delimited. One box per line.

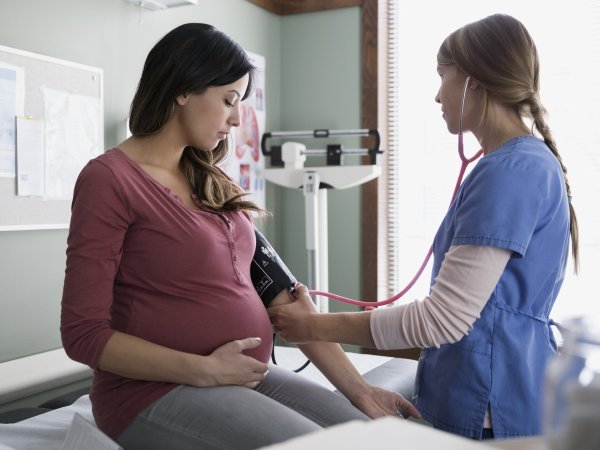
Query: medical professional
xmin=268 ymin=14 xmax=579 ymax=440
xmin=60 ymin=23 xmax=419 ymax=450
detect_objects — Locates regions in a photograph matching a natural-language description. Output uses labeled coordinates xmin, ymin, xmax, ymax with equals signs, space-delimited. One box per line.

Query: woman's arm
xmin=297 ymin=341 xmax=419 ymax=419
xmin=269 ymin=291 xmax=420 ymax=419
xmin=98 ymin=332 xmax=268 ymax=388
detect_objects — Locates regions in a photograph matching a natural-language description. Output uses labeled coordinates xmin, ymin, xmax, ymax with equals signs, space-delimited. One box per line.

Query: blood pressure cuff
xmin=251 ymin=229 xmax=297 ymax=308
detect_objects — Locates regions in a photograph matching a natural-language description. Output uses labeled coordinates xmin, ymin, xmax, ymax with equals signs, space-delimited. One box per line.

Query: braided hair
xmin=438 ymin=14 xmax=579 ymax=272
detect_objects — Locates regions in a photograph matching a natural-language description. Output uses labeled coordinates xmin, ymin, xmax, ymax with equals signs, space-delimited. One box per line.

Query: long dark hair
xmin=129 ymin=23 xmax=263 ymax=214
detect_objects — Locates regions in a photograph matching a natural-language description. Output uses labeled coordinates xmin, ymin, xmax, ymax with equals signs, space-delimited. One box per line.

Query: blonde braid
xmin=527 ymin=96 xmax=580 ymax=273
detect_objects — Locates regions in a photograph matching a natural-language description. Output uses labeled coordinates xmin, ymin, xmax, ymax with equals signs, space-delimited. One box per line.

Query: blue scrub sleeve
xmin=451 ymin=156 xmax=547 ymax=257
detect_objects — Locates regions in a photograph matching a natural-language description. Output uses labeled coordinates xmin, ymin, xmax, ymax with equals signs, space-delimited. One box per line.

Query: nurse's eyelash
xmin=225 ymin=99 xmax=234 ymax=108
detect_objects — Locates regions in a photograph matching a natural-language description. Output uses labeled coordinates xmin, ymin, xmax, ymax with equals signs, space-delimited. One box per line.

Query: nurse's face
xmin=435 ymin=64 xmax=471 ymax=135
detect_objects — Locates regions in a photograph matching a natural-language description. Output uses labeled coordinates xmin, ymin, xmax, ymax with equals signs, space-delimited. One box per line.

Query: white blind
xmin=380 ymin=0 xmax=401 ymax=299
xmin=382 ymin=0 xmax=600 ymax=320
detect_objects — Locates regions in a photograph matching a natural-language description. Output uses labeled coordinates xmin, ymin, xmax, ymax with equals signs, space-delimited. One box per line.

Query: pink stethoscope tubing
xmin=308 ymin=77 xmax=484 ymax=308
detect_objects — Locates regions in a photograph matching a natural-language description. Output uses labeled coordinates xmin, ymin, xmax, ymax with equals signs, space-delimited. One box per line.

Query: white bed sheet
xmin=0 ymin=347 xmax=392 ymax=450
xmin=0 ymin=395 xmax=94 ymax=450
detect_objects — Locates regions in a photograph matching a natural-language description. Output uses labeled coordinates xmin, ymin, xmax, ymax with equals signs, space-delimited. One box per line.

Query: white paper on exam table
xmin=60 ymin=414 xmax=121 ymax=450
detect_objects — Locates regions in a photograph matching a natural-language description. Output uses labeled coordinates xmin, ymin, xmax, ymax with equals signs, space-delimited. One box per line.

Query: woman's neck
xmin=118 ymin=129 xmax=184 ymax=174
xmin=475 ymin=103 xmax=531 ymax=155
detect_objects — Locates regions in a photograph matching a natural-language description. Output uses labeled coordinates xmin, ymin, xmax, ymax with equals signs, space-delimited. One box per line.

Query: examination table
xmin=0 ymin=346 xmax=418 ymax=449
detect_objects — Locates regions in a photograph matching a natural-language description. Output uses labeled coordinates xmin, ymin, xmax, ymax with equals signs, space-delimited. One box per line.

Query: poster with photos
xmin=221 ymin=51 xmax=265 ymax=209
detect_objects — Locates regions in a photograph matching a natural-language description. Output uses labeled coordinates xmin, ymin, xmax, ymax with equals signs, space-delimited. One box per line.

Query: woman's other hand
xmin=350 ymin=385 xmax=422 ymax=420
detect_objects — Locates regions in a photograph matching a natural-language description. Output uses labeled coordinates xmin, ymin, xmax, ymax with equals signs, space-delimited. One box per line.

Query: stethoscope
xmin=308 ymin=76 xmax=484 ymax=308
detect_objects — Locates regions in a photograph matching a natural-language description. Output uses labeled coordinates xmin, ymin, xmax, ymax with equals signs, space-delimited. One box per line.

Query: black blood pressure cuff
xmin=251 ymin=229 xmax=297 ymax=308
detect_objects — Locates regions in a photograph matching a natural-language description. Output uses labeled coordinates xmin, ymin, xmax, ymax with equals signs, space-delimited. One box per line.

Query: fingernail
xmin=287 ymin=285 xmax=299 ymax=300
xmin=290 ymin=285 xmax=300 ymax=300
xmin=255 ymin=337 xmax=262 ymax=344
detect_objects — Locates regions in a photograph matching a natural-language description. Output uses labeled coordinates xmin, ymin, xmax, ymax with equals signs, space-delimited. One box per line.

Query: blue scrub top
xmin=415 ymin=136 xmax=570 ymax=439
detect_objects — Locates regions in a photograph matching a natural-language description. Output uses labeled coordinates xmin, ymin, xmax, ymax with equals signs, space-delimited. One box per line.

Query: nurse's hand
xmin=351 ymin=385 xmax=422 ymax=420
xmin=268 ymin=284 xmax=319 ymax=343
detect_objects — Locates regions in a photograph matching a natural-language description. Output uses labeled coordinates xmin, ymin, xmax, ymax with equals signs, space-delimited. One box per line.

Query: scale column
xmin=303 ymin=171 xmax=329 ymax=312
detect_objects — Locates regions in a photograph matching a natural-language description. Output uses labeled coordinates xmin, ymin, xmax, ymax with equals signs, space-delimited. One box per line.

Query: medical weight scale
xmin=261 ymin=129 xmax=382 ymax=312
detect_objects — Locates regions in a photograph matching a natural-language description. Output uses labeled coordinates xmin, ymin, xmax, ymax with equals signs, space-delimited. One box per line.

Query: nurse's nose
xmin=435 ymin=89 xmax=441 ymax=104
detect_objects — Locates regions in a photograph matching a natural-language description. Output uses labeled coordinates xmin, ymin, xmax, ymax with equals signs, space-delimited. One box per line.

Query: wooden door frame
xmin=246 ymin=0 xmax=362 ymax=15
xmin=247 ymin=0 xmax=379 ymax=304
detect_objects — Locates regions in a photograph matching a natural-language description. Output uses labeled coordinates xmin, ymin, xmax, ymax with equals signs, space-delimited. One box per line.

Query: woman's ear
xmin=176 ymin=94 xmax=189 ymax=106
xmin=468 ymin=78 xmax=479 ymax=90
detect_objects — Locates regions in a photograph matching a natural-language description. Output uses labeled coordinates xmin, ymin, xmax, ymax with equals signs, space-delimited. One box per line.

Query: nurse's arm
xmin=370 ymin=245 xmax=511 ymax=350
xmin=269 ymin=245 xmax=510 ymax=349
xmin=268 ymin=286 xmax=375 ymax=347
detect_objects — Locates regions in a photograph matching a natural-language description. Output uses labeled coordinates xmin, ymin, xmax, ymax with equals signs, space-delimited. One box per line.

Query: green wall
xmin=277 ymin=9 xmax=363 ymax=316
xmin=0 ymin=0 xmax=362 ymax=363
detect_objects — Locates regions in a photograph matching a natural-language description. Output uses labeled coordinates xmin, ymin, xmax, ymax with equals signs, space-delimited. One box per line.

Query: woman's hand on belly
xmin=194 ymin=337 xmax=270 ymax=389
xmin=96 ymin=331 xmax=269 ymax=389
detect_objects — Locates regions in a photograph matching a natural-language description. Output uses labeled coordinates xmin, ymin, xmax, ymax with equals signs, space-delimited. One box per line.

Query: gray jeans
xmin=116 ymin=364 xmax=369 ymax=450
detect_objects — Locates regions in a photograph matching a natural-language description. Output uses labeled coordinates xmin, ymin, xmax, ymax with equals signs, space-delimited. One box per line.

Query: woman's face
xmin=175 ymin=73 xmax=250 ymax=151
xmin=435 ymin=64 xmax=472 ymax=135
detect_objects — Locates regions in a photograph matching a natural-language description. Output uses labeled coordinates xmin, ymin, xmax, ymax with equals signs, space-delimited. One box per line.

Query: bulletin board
xmin=0 ymin=44 xmax=103 ymax=231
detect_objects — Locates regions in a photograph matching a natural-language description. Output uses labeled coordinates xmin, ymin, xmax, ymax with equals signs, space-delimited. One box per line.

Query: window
xmin=381 ymin=0 xmax=600 ymax=321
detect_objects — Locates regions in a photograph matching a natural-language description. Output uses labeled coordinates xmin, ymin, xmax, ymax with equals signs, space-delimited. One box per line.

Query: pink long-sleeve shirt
xmin=61 ymin=148 xmax=273 ymax=439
